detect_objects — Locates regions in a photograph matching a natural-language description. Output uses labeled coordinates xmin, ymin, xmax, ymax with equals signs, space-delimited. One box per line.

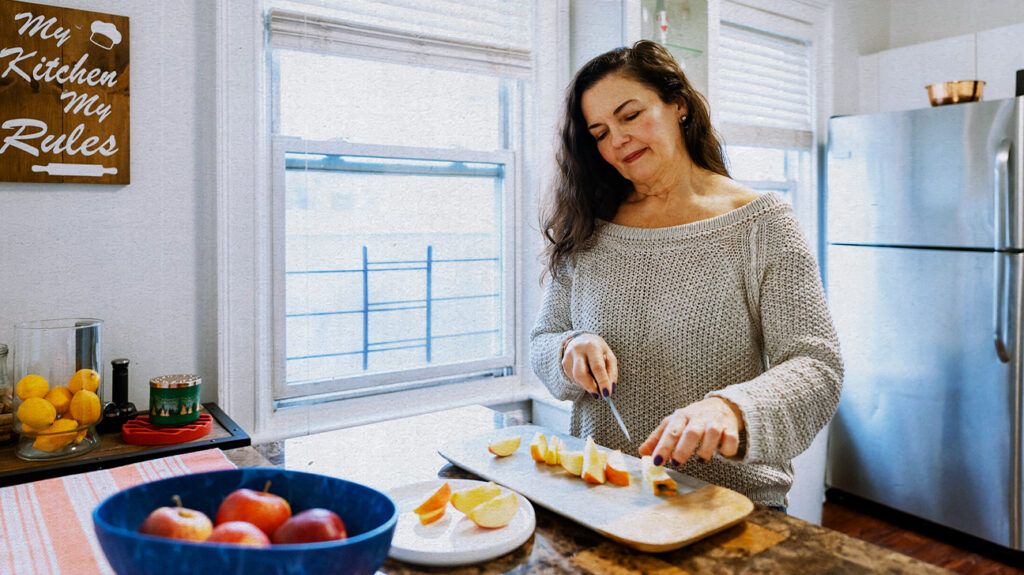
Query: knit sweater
xmin=529 ymin=192 xmax=843 ymax=507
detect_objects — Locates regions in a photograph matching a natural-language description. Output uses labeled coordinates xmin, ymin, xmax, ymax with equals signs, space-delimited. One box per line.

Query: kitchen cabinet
xmin=877 ymin=33 xmax=976 ymax=112
xmin=977 ymin=22 xmax=1024 ymax=100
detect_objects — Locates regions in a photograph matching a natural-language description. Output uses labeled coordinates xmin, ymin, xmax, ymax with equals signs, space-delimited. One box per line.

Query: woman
xmin=529 ymin=40 xmax=842 ymax=510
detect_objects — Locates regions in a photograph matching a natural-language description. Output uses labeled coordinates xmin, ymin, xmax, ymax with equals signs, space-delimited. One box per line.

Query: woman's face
xmin=580 ymin=73 xmax=687 ymax=185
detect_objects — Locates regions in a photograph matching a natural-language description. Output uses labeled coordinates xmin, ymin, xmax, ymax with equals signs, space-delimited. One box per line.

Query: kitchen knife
xmin=604 ymin=395 xmax=631 ymax=443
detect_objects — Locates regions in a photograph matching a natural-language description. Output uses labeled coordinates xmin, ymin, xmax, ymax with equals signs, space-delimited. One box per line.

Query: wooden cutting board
xmin=439 ymin=424 xmax=754 ymax=553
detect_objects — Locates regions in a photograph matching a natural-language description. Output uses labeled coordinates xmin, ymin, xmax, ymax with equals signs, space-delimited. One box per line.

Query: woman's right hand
xmin=562 ymin=333 xmax=619 ymax=398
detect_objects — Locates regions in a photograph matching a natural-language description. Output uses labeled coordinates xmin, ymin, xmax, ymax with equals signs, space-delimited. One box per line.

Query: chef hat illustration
xmin=89 ymin=21 xmax=122 ymax=50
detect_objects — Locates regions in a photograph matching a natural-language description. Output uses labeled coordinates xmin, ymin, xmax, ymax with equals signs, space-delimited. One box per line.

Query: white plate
xmin=386 ymin=478 xmax=535 ymax=567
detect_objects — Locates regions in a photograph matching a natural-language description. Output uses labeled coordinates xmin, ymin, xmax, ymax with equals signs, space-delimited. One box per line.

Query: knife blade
xmin=604 ymin=395 xmax=631 ymax=443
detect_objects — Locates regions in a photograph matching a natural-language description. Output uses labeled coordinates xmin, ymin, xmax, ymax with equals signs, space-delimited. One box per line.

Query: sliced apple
xmin=529 ymin=432 xmax=548 ymax=463
xmin=466 ymin=491 xmax=518 ymax=528
xmin=543 ymin=435 xmax=561 ymax=465
xmin=604 ymin=449 xmax=631 ymax=486
xmin=451 ymin=482 xmax=501 ymax=513
xmin=641 ymin=455 xmax=678 ymax=496
xmin=581 ymin=436 xmax=606 ymax=485
xmin=560 ymin=450 xmax=583 ymax=476
xmin=413 ymin=482 xmax=451 ymax=515
xmin=487 ymin=436 xmax=521 ymax=457
xmin=417 ymin=506 xmax=446 ymax=525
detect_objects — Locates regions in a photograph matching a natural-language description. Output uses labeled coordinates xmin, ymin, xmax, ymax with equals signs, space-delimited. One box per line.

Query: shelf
xmin=0 ymin=403 xmax=250 ymax=487
xmin=665 ymin=42 xmax=704 ymax=58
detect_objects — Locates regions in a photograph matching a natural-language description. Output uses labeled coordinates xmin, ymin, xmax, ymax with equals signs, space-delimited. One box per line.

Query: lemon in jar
xmin=32 ymin=419 xmax=79 ymax=452
xmin=44 ymin=386 xmax=73 ymax=415
xmin=15 ymin=374 xmax=49 ymax=400
xmin=69 ymin=390 xmax=102 ymax=426
xmin=17 ymin=397 xmax=57 ymax=429
xmin=68 ymin=369 xmax=100 ymax=393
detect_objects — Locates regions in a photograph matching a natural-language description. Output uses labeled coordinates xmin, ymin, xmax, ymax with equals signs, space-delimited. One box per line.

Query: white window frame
xmin=715 ymin=0 xmax=833 ymax=252
xmin=271 ymin=138 xmax=518 ymax=403
xmin=215 ymin=0 xmax=566 ymax=442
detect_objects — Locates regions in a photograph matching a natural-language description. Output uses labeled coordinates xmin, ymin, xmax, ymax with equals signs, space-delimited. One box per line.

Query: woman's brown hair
xmin=541 ymin=40 xmax=730 ymax=279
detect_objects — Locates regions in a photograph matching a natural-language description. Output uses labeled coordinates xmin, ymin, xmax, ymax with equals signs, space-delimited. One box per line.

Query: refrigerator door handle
xmin=995 ymin=139 xmax=1012 ymax=363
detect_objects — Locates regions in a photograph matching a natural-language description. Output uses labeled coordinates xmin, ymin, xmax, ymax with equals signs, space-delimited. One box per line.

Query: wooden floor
xmin=822 ymin=493 xmax=1024 ymax=574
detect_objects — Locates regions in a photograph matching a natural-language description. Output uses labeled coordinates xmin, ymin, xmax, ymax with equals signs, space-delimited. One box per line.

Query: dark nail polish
xmin=670 ymin=458 xmax=680 ymax=466
xmin=612 ymin=383 xmax=617 ymax=393
xmin=653 ymin=455 xmax=663 ymax=466
xmin=591 ymin=392 xmax=600 ymax=399
xmin=602 ymin=387 xmax=609 ymax=397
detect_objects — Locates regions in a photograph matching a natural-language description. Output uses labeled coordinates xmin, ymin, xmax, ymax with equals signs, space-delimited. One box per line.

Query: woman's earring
xmin=679 ymin=115 xmax=688 ymax=124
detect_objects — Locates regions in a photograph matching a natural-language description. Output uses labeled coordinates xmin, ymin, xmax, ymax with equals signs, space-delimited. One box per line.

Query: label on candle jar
xmin=149 ymin=374 xmax=200 ymax=427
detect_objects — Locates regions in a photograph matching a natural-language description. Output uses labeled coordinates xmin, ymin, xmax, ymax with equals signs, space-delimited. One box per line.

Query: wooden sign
xmin=0 ymin=0 xmax=129 ymax=184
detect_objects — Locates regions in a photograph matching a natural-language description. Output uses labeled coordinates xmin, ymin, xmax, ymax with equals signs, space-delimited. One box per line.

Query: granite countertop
xmin=224 ymin=405 xmax=949 ymax=575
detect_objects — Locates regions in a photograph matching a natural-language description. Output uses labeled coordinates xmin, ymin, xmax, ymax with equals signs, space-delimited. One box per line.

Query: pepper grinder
xmin=112 ymin=358 xmax=138 ymax=421
xmin=98 ymin=358 xmax=138 ymax=433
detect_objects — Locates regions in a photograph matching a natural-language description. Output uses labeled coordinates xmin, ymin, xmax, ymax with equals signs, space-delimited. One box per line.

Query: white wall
xmin=831 ymin=1 xmax=890 ymax=117
xmin=0 ymin=0 xmax=217 ymax=408
xmin=887 ymin=0 xmax=1024 ymax=49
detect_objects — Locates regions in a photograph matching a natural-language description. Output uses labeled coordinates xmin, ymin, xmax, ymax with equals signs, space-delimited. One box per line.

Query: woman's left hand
xmin=638 ymin=398 xmax=744 ymax=466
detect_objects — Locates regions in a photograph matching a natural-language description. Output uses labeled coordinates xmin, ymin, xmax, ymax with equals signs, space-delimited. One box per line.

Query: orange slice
xmin=412 ymin=482 xmax=451 ymax=515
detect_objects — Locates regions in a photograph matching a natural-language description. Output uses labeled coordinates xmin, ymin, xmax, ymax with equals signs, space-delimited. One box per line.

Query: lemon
xmin=15 ymin=374 xmax=49 ymax=400
xmin=69 ymin=390 xmax=102 ymax=425
xmin=68 ymin=369 xmax=100 ymax=393
xmin=17 ymin=397 xmax=57 ymax=429
xmin=44 ymin=386 xmax=73 ymax=415
xmin=32 ymin=419 xmax=79 ymax=452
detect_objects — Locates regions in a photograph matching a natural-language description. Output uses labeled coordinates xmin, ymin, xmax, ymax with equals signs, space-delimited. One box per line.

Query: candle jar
xmin=12 ymin=319 xmax=104 ymax=461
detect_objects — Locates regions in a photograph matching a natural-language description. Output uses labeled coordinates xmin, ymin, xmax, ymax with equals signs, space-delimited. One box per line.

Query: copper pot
xmin=925 ymin=80 xmax=986 ymax=106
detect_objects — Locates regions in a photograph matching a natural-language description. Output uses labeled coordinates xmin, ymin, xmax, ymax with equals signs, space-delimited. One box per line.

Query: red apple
xmin=139 ymin=495 xmax=213 ymax=542
xmin=215 ymin=480 xmax=292 ymax=537
xmin=206 ymin=521 xmax=271 ymax=547
xmin=271 ymin=508 xmax=347 ymax=544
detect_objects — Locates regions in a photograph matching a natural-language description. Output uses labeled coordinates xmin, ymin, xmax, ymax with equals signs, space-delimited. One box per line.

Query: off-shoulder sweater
xmin=529 ymin=192 xmax=843 ymax=506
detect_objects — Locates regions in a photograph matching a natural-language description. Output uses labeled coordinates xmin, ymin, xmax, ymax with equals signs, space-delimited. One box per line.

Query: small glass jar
xmin=0 ymin=344 xmax=13 ymax=444
xmin=149 ymin=374 xmax=201 ymax=426
xmin=13 ymin=319 xmax=103 ymax=461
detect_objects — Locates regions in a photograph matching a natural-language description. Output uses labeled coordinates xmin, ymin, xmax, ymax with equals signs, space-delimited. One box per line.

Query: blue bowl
xmin=93 ymin=468 xmax=397 ymax=575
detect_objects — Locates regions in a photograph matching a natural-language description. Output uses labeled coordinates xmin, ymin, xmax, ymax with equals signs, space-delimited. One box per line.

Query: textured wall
xmin=0 ymin=0 xmax=218 ymax=408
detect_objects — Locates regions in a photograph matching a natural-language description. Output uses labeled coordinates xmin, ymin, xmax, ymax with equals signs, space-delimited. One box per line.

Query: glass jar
xmin=0 ymin=343 xmax=12 ymax=444
xmin=12 ymin=319 xmax=104 ymax=461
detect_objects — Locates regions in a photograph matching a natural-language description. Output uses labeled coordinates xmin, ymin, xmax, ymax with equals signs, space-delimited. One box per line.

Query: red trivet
xmin=121 ymin=413 xmax=213 ymax=445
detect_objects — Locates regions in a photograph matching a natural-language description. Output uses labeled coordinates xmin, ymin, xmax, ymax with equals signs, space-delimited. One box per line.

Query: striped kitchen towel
xmin=0 ymin=449 xmax=235 ymax=575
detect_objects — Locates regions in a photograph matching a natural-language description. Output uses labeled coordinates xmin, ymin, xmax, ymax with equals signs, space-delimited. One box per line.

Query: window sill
xmin=251 ymin=373 xmax=531 ymax=443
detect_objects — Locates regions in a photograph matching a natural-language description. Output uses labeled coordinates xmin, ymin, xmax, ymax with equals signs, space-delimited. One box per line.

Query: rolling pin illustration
xmin=32 ymin=163 xmax=118 ymax=177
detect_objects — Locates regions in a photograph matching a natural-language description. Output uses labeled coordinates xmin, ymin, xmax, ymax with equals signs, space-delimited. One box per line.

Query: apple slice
xmin=581 ymin=436 xmax=606 ymax=485
xmin=487 ymin=436 xmax=521 ymax=457
xmin=560 ymin=450 xmax=583 ymax=476
xmin=451 ymin=482 xmax=501 ymax=513
xmin=543 ymin=435 xmax=561 ymax=465
xmin=413 ymin=482 xmax=451 ymax=515
xmin=467 ymin=491 xmax=518 ymax=528
xmin=604 ymin=449 xmax=630 ymax=486
xmin=529 ymin=433 xmax=548 ymax=462
xmin=641 ymin=455 xmax=678 ymax=495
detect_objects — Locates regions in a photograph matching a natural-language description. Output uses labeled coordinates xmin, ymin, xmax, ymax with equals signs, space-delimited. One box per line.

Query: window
xmin=268 ymin=1 xmax=531 ymax=403
xmin=716 ymin=1 xmax=827 ymax=240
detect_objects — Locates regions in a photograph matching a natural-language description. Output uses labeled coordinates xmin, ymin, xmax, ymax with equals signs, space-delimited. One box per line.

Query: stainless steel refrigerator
xmin=825 ymin=95 xmax=1024 ymax=550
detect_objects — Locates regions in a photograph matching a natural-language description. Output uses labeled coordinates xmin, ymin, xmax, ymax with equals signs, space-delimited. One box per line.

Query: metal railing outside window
xmin=285 ymin=245 xmax=501 ymax=370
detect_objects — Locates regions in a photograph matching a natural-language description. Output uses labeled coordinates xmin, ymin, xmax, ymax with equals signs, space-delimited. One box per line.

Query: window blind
xmin=718 ymin=21 xmax=812 ymax=134
xmin=268 ymin=0 xmax=533 ymax=78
